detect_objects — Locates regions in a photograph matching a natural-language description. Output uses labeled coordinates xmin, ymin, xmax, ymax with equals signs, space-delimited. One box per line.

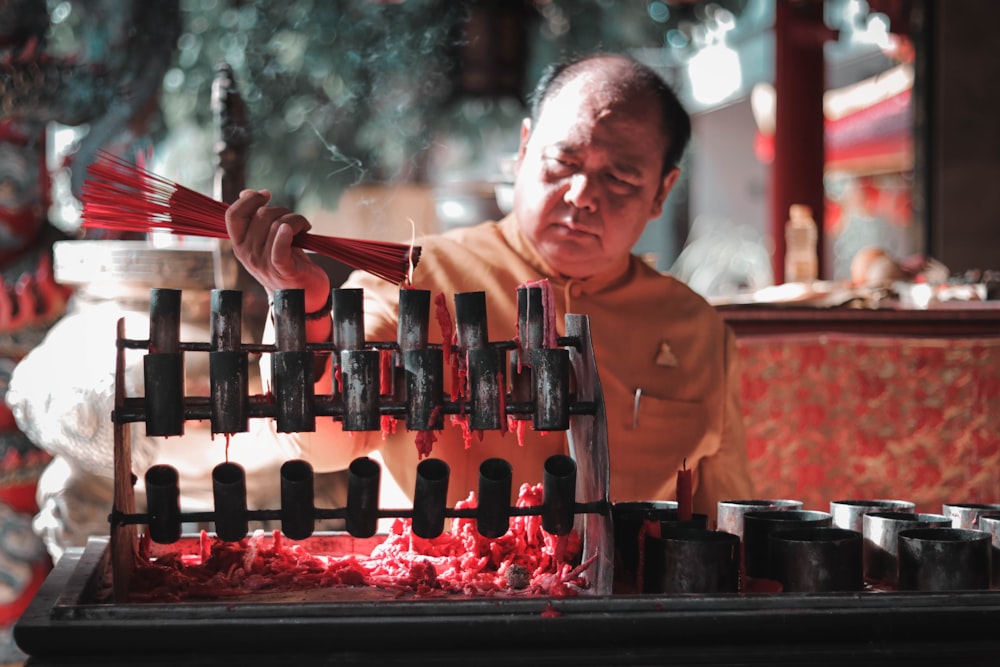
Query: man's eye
xmin=607 ymin=173 xmax=637 ymax=188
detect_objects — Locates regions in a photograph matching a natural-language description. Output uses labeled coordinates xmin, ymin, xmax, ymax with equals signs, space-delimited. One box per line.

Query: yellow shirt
xmin=287 ymin=215 xmax=753 ymax=516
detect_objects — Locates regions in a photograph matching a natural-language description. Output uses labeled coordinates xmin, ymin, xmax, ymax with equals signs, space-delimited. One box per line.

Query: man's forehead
xmin=537 ymin=78 xmax=663 ymax=141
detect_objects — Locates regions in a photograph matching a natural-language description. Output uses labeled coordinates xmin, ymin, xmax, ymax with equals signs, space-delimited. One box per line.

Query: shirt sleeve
xmin=693 ymin=325 xmax=755 ymax=517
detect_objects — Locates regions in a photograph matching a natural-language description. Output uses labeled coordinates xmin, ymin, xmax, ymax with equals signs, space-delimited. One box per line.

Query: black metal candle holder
xmin=108 ymin=284 xmax=613 ymax=599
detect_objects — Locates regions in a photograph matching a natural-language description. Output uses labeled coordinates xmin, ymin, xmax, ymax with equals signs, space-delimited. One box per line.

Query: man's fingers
xmin=225 ymin=189 xmax=271 ymax=243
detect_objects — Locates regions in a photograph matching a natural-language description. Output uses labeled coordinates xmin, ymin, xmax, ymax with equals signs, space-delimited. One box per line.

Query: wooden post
xmin=111 ymin=317 xmax=137 ymax=603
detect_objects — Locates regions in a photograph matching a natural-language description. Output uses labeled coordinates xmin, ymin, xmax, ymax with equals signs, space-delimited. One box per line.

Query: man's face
xmin=512 ymin=72 xmax=678 ymax=279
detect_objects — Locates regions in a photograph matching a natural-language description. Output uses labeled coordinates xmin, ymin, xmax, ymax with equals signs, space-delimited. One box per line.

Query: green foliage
xmin=160 ymin=0 xmax=744 ymax=208
xmin=166 ymin=0 xmax=467 ymax=207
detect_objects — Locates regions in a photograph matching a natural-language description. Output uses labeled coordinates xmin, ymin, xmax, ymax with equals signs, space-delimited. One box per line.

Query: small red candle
xmin=676 ymin=459 xmax=693 ymax=521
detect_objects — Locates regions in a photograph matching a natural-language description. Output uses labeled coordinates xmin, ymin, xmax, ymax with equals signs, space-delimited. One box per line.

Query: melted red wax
xmin=380 ymin=415 xmax=397 ymax=440
xmin=540 ymin=601 xmax=562 ymax=618
xmin=506 ymin=416 xmax=529 ymax=447
xmin=413 ymin=405 xmax=443 ymax=459
xmin=128 ymin=483 xmax=591 ymax=602
xmin=518 ymin=278 xmax=558 ymax=349
xmin=414 ymin=429 xmax=437 ymax=459
xmin=449 ymin=413 xmax=480 ymax=449
xmin=379 ymin=348 xmax=393 ymax=397
xmin=433 ymin=292 xmax=455 ymax=367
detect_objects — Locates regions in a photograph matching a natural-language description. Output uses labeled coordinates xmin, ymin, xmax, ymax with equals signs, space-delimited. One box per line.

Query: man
xmin=226 ymin=53 xmax=753 ymax=516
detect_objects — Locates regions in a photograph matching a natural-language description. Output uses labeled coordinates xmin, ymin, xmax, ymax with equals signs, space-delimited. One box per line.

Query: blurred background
xmin=28 ymin=0 xmax=930 ymax=294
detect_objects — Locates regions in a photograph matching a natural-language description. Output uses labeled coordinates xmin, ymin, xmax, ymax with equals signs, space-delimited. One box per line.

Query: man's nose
xmin=564 ymin=173 xmax=597 ymax=212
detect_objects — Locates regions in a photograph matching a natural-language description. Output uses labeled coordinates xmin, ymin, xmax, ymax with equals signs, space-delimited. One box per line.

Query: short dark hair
xmin=528 ymin=54 xmax=691 ymax=176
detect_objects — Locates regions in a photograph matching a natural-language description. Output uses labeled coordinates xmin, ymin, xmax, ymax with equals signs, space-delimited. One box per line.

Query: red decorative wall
xmin=738 ymin=334 xmax=1000 ymax=513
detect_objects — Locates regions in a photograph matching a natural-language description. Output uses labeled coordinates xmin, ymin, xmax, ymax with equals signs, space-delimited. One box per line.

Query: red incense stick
xmin=80 ymin=150 xmax=421 ymax=285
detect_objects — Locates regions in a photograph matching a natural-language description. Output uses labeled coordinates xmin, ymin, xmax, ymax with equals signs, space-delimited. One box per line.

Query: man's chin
xmin=539 ymin=247 xmax=602 ymax=278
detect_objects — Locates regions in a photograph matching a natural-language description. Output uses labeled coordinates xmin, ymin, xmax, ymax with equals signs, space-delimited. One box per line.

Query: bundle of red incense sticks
xmin=80 ymin=150 xmax=421 ymax=285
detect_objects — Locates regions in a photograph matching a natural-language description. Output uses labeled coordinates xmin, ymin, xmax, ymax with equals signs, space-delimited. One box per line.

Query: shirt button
xmin=568 ymin=283 xmax=584 ymax=298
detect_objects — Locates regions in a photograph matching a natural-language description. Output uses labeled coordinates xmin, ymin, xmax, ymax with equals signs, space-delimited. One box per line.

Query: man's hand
xmin=225 ymin=189 xmax=331 ymax=312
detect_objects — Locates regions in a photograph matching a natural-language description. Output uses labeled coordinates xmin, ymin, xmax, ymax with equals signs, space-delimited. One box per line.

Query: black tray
xmin=15 ymin=536 xmax=1000 ymax=666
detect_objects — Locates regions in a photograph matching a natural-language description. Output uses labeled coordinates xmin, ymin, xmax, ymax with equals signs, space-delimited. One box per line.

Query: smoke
xmin=164 ymin=0 xmax=468 ymax=209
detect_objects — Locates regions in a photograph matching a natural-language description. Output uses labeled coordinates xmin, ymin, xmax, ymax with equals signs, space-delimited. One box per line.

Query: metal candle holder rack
xmin=109 ymin=285 xmax=613 ymax=600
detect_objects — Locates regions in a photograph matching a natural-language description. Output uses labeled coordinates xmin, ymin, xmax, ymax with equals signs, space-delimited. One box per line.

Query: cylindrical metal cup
xmin=742 ymin=510 xmax=831 ymax=579
xmin=145 ymin=464 xmax=182 ymax=545
xmin=643 ymin=528 xmax=740 ymax=594
xmin=280 ymin=459 xmax=315 ymax=541
xmin=611 ymin=501 xmax=678 ymax=591
xmin=212 ymin=462 xmax=248 ymax=542
xmin=412 ymin=458 xmax=450 ymax=539
xmin=897 ymin=527 xmax=991 ymax=591
xmin=768 ymin=527 xmax=863 ymax=592
xmin=346 ymin=457 xmax=381 ymax=539
xmin=340 ymin=349 xmax=381 ymax=431
xmin=942 ymin=502 xmax=1000 ymax=529
xmin=542 ymin=454 xmax=576 ymax=536
xmin=977 ymin=514 xmax=1000 ymax=588
xmin=332 ymin=288 xmax=365 ymax=351
xmin=862 ymin=511 xmax=951 ymax=586
xmin=717 ymin=499 xmax=802 ymax=538
xmin=477 ymin=458 xmax=512 ymax=539
xmin=830 ymin=499 xmax=915 ymax=533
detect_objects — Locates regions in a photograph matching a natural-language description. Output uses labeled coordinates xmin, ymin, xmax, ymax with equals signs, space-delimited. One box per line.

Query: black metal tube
xmin=542 ymin=454 xmax=577 ymax=536
xmin=145 ymin=464 xmax=181 ymax=544
xmin=340 ymin=349 xmax=380 ymax=431
xmin=477 ymin=458 xmax=512 ymax=538
xmin=333 ymin=288 xmax=365 ymax=351
xmin=210 ymin=289 xmax=243 ymax=351
xmin=454 ymin=291 xmax=488 ymax=350
xmin=412 ymin=458 xmax=450 ymax=539
xmin=389 ymin=288 xmax=430 ymax=404
xmin=346 ymin=457 xmax=382 ymax=538
xmin=212 ymin=462 xmax=248 ymax=542
xmin=467 ymin=348 xmax=501 ymax=430
xmin=397 ymin=288 xmax=430 ymax=353
xmin=145 ymin=289 xmax=185 ymax=436
xmin=272 ymin=289 xmax=306 ymax=352
xmin=531 ymin=348 xmax=570 ymax=431
xmin=280 ymin=459 xmax=315 ymax=540
xmin=404 ymin=348 xmax=444 ymax=430
xmin=209 ymin=350 xmax=249 ymax=434
xmin=143 ymin=352 xmax=185 ymax=437
xmin=148 ymin=288 xmax=181 ymax=354
xmin=272 ymin=350 xmax=315 ymax=432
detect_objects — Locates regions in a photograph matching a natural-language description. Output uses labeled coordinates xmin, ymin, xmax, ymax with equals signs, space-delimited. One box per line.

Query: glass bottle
xmin=784 ymin=204 xmax=818 ymax=283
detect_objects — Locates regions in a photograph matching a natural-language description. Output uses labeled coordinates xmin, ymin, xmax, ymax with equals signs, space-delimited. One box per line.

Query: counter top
xmin=717 ymin=301 xmax=1000 ymax=337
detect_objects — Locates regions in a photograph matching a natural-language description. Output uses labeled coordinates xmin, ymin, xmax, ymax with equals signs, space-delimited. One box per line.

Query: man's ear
xmin=651 ymin=167 xmax=680 ymax=218
xmin=517 ymin=118 xmax=531 ymax=162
